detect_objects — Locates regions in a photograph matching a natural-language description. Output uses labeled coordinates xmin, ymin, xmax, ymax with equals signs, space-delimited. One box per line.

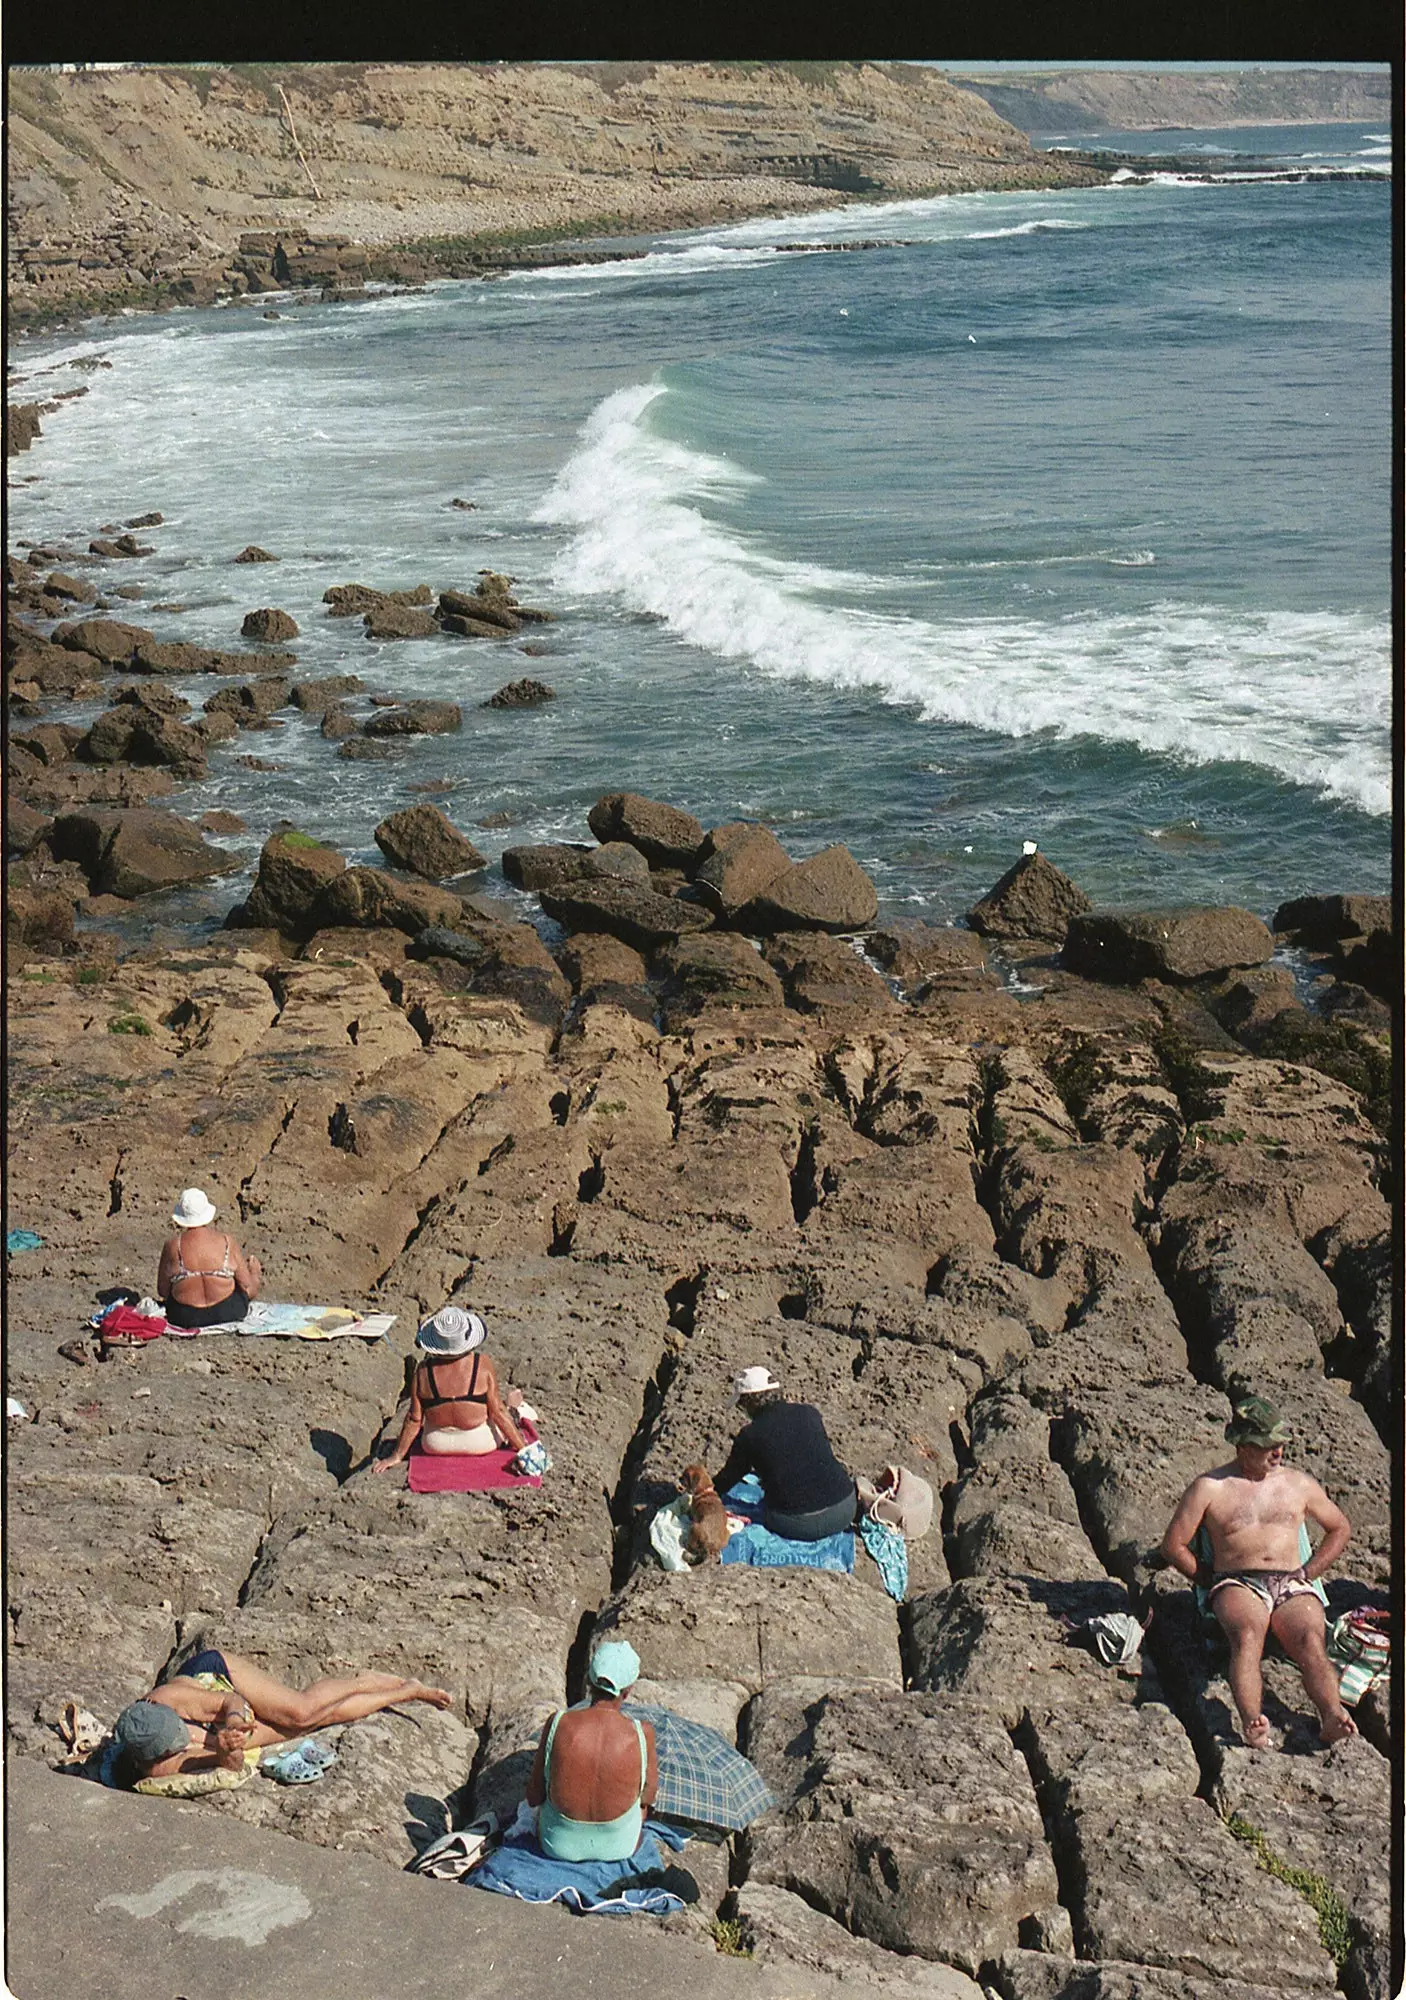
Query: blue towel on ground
xmin=7 ymin=1230 xmax=42 ymax=1255
xmin=468 ymin=1803 xmax=690 ymax=1915
xmin=859 ymin=1514 xmax=908 ymax=1600
xmin=719 ymin=1477 xmax=855 ymax=1574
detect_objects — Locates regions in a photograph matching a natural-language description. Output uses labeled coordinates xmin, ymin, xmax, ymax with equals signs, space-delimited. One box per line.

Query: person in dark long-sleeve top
xmin=714 ymin=1366 xmax=856 ymax=1542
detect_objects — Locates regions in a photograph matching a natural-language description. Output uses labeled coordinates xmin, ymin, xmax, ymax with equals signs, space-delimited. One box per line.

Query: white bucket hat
xmin=416 ymin=1305 xmax=487 ymax=1357
xmin=730 ymin=1365 xmax=780 ymax=1405
xmin=171 ymin=1188 xmax=217 ymax=1230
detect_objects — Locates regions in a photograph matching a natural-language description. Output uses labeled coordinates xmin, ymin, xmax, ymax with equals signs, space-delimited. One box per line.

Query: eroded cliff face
xmin=6 ymin=61 xmax=1103 ymax=321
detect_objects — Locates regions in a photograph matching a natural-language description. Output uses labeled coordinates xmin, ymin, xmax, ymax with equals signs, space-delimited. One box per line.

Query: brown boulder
xmin=6 ymin=404 xmax=43 ymax=454
xmin=764 ymin=931 xmax=894 ymax=1013
xmin=1272 ymin=892 xmax=1391 ymax=943
xmin=204 ymin=678 xmax=292 ymax=723
xmin=6 ymin=799 xmax=53 ymax=856
xmin=227 ymin=830 xmax=348 ymax=936
xmin=501 ymin=842 xmax=650 ymax=893
xmin=656 ymin=931 xmax=785 ymax=1018
xmin=291 ymin=675 xmax=366 ymax=711
xmin=440 ymin=614 xmax=513 ymax=639
xmin=6 ymin=881 xmax=77 ymax=948
xmin=738 ymin=844 xmax=878 ymax=935
xmin=324 ymin=582 xmax=431 ymax=616
xmin=7 ymin=634 xmax=103 ymax=695
xmin=438 ymin=591 xmax=521 ymax=633
xmin=869 ymin=921 xmax=990 ymax=992
xmin=1064 ymin=907 xmax=1274 ymax=985
xmin=44 ymin=572 xmax=97 ymax=605
xmin=321 ymin=705 xmax=357 ymax=740
xmin=409 ymin=919 xmax=571 ymax=1024
xmin=968 ymin=852 xmax=1092 ymax=942
xmin=373 ymin=804 xmax=486 ymax=880
xmin=241 ymin=607 xmax=299 ymax=642
xmin=47 ymin=807 xmax=233 ymax=898
xmin=363 ymin=604 xmax=439 ymax=640
xmin=233 ymin=545 xmax=278 ymax=563
xmin=12 ymin=724 xmax=80 ymax=768
xmin=362 ymin=701 xmax=462 ymax=737
xmin=310 ymin=866 xmax=465 ymax=936
xmin=586 ymin=792 xmax=705 ymax=869
xmin=694 ymin=822 xmax=790 ymax=919
xmin=53 ymin=618 xmax=153 ymax=665
xmin=555 ymin=931 xmax=649 ymax=994
xmin=191 ymin=711 xmax=240 ymax=747
xmin=539 ymin=877 xmax=713 ymax=951
xmin=130 ymin=639 xmax=292 ymax=676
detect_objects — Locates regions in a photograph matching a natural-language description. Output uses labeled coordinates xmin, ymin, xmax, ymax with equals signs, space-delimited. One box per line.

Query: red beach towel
xmin=407 ymin=1418 xmax=542 ymax=1493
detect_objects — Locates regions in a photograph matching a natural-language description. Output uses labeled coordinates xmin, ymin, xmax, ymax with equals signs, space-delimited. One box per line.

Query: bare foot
xmin=409 ymin=1683 xmax=452 ymax=1710
xmin=1319 ymin=1710 xmax=1357 ymax=1746
xmin=1243 ymin=1715 xmax=1272 ymax=1749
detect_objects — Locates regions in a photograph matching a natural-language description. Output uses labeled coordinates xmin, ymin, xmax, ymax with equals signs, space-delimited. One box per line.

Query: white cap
xmin=730 ymin=1366 xmax=780 ymax=1405
xmin=1022 ymin=840 xmax=1038 ymax=856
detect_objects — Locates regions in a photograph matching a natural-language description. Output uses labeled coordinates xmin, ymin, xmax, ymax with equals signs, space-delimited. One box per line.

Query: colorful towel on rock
xmin=407 ymin=1419 xmax=543 ymax=1493
xmin=185 ymin=1301 xmax=395 ymax=1341
xmin=859 ymin=1514 xmax=909 ymax=1601
xmin=7 ymin=1230 xmax=43 ymax=1255
xmin=467 ymin=1801 xmax=689 ymax=1915
xmin=718 ymin=1476 xmax=855 ymax=1575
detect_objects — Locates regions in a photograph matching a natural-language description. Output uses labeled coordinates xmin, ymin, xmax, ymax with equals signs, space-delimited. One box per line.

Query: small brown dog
xmin=680 ymin=1463 xmax=730 ymax=1565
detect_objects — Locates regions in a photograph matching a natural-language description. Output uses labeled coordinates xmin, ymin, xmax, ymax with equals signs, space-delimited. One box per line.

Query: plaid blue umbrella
xmin=623 ymin=1704 xmax=775 ymax=1832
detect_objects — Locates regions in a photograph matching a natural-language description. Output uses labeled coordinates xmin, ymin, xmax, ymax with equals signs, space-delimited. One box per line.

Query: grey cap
xmin=113 ymin=1699 xmax=189 ymax=1766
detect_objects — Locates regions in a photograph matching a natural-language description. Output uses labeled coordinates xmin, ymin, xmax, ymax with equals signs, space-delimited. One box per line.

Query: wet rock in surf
xmin=968 ymin=851 xmax=1092 ymax=944
xmin=240 ymin=607 xmax=299 ymax=643
xmin=484 ymin=677 xmax=554 ymax=708
xmin=233 ymin=544 xmax=278 ymax=562
xmin=374 ymin=804 xmax=486 ymax=881
xmin=46 ymin=806 xmax=233 ymax=898
xmin=1064 ymin=906 xmax=1273 ymax=984
xmin=362 ymin=700 xmax=462 ymax=737
xmin=539 ymin=876 xmax=713 ymax=951
xmin=363 ymin=604 xmax=439 ymax=640
xmin=694 ymin=822 xmax=790 ymax=920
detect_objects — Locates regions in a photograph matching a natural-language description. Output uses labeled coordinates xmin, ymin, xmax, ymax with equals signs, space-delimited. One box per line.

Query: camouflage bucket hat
xmin=1225 ymin=1396 xmax=1290 ymax=1448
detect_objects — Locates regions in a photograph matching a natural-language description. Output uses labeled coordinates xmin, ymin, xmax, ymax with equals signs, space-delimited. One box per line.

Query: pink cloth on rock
xmin=406 ymin=1418 xmax=542 ymax=1493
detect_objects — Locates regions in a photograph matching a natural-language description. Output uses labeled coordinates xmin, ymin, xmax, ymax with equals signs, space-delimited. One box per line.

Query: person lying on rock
xmin=713 ymin=1365 xmax=857 ymax=1543
xmin=157 ymin=1187 xmax=262 ymax=1330
xmin=525 ymin=1641 xmax=658 ymax=1861
xmin=107 ymin=1645 xmax=452 ymax=1789
xmin=373 ymin=1304 xmax=526 ymax=1470
xmin=1160 ymin=1396 xmax=1356 ymax=1749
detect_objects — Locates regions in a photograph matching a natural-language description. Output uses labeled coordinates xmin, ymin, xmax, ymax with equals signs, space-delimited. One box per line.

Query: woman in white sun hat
xmin=373 ymin=1304 xmax=527 ymax=1472
xmin=157 ymin=1189 xmax=263 ymax=1330
xmin=713 ymin=1365 xmax=856 ymax=1541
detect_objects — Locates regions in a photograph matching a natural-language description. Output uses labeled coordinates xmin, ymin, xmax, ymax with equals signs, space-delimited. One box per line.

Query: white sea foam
xmin=536 ymin=384 xmax=1390 ymax=816
xmin=964 ymin=218 xmax=1091 ymax=240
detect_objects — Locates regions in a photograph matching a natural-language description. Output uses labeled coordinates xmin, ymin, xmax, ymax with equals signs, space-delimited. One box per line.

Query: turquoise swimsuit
xmin=537 ymin=1708 xmax=648 ymax=1863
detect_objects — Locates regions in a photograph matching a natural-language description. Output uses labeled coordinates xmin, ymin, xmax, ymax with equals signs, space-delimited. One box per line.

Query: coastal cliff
xmin=7 ymin=61 xmax=1103 ymax=324
xmin=952 ymin=67 xmax=1390 ymax=135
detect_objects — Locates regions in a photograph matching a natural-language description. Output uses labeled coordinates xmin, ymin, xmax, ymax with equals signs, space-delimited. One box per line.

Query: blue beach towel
xmin=468 ymin=1803 xmax=690 ymax=1916
xmin=7 ymin=1230 xmax=42 ymax=1255
xmin=719 ymin=1476 xmax=855 ymax=1575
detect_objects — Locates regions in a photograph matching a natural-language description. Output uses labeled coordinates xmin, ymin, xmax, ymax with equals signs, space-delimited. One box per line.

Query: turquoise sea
xmin=8 ymin=122 xmax=1391 ymax=935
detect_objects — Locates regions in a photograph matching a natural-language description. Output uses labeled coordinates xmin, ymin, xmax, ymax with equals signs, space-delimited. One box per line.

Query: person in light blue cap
xmin=526 ymin=1640 xmax=658 ymax=1861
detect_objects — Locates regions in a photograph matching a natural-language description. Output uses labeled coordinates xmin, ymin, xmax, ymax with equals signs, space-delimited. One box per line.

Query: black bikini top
xmin=419 ymin=1355 xmax=484 ymax=1409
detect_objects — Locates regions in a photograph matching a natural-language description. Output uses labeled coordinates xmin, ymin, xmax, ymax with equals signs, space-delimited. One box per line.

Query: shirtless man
xmin=525 ymin=1640 xmax=658 ymax=1862
xmin=1160 ymin=1396 xmax=1355 ymax=1750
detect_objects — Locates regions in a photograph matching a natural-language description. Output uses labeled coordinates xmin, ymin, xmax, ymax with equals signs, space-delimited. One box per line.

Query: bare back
xmin=544 ymin=1705 xmax=656 ymax=1822
xmin=158 ymin=1226 xmax=257 ymax=1309
xmin=414 ymin=1351 xmax=498 ymax=1433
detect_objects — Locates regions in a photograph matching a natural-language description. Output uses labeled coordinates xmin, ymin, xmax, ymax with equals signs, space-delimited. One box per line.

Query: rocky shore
xmin=4 ymin=471 xmax=1395 ymax=1997
xmin=6 ymin=62 xmax=1107 ymax=328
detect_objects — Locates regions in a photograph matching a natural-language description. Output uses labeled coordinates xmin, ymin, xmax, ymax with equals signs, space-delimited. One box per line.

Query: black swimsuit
xmin=420 ymin=1356 xmax=484 ymax=1410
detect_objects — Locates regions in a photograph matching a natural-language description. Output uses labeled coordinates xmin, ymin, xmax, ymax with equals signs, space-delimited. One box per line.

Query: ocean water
xmin=8 ymin=124 xmax=1391 ymax=937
